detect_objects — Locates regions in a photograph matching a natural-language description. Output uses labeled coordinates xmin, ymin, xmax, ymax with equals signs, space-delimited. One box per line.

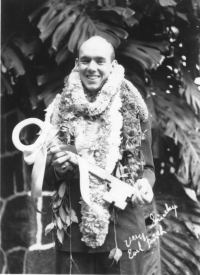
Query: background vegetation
xmin=1 ymin=0 xmax=200 ymax=274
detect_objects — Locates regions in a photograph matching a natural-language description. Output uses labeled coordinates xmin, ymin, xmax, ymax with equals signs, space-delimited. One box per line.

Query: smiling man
xmin=45 ymin=36 xmax=155 ymax=275
xmin=76 ymin=37 xmax=117 ymax=95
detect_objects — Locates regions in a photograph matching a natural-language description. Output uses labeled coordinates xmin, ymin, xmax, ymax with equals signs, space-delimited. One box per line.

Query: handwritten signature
xmin=125 ymin=224 xmax=167 ymax=249
xmin=149 ymin=203 xmax=178 ymax=228
xmin=125 ymin=204 xmax=178 ymax=259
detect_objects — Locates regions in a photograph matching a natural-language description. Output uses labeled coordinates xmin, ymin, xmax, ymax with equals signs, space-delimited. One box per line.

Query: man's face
xmin=76 ymin=39 xmax=116 ymax=95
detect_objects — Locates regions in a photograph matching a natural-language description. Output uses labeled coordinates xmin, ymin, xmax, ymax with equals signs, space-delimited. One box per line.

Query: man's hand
xmin=131 ymin=178 xmax=154 ymax=207
xmin=49 ymin=145 xmax=73 ymax=176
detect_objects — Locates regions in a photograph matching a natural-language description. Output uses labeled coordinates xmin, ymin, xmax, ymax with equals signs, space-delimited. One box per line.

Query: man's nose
xmin=88 ymin=60 xmax=97 ymax=71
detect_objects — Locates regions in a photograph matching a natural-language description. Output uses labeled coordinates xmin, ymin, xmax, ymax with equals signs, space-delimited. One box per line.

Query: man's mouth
xmin=86 ymin=75 xmax=100 ymax=80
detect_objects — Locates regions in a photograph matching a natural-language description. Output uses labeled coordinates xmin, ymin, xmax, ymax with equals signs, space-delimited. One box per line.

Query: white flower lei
xmin=46 ymin=64 xmax=148 ymax=248
xmin=60 ymin=65 xmax=124 ymax=248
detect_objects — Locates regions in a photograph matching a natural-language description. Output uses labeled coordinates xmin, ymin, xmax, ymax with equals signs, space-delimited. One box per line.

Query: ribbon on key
xmin=77 ymin=156 xmax=103 ymax=216
xmin=12 ymin=118 xmax=104 ymax=216
xmin=12 ymin=118 xmax=59 ymax=212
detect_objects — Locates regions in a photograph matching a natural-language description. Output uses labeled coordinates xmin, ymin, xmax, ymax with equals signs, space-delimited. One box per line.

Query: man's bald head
xmin=76 ymin=35 xmax=118 ymax=95
xmin=78 ymin=36 xmax=115 ymax=62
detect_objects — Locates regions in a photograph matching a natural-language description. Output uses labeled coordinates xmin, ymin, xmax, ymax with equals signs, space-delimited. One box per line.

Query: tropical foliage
xmin=1 ymin=0 xmax=200 ymax=274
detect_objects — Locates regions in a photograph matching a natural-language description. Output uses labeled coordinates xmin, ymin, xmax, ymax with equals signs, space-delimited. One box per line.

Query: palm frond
xmin=144 ymin=193 xmax=200 ymax=275
xmin=152 ymin=88 xmax=200 ymax=192
xmin=2 ymin=46 xmax=25 ymax=78
xmin=179 ymin=68 xmax=200 ymax=114
xmin=118 ymin=40 xmax=168 ymax=70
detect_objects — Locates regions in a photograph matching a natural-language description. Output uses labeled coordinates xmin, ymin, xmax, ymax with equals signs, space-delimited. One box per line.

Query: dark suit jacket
xmin=44 ymin=119 xmax=155 ymax=253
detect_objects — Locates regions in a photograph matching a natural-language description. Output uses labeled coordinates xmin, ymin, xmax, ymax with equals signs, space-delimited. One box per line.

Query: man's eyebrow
xmin=80 ymin=56 xmax=90 ymax=60
xmin=79 ymin=56 xmax=106 ymax=61
xmin=95 ymin=57 xmax=106 ymax=61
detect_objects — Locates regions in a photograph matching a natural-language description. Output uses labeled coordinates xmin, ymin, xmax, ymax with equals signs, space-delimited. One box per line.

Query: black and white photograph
xmin=1 ymin=0 xmax=200 ymax=274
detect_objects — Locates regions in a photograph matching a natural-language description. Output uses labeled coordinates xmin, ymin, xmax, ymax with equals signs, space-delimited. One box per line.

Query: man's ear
xmin=111 ymin=60 xmax=118 ymax=72
xmin=75 ymin=58 xmax=79 ymax=67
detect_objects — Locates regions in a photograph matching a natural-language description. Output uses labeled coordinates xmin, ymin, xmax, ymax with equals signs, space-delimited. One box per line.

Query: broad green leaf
xmin=100 ymin=6 xmax=127 ymax=16
xmin=176 ymin=131 xmax=200 ymax=191
xmin=108 ymin=249 xmax=115 ymax=259
xmin=65 ymin=204 xmax=69 ymax=214
xmin=123 ymin=7 xmax=141 ymax=27
xmin=28 ymin=1 xmax=52 ymax=22
xmin=1 ymin=74 xmax=13 ymax=95
xmin=70 ymin=209 xmax=78 ymax=223
xmin=152 ymin=86 xmax=200 ymax=191
xmin=100 ymin=6 xmax=139 ymax=27
xmin=161 ymin=247 xmax=191 ymax=275
xmin=123 ymin=7 xmax=135 ymax=19
xmin=1 ymin=47 xmax=25 ymax=77
xmin=154 ymin=91 xmax=196 ymax=132
xmin=187 ymin=223 xmax=200 ymax=240
xmin=99 ymin=0 xmax=118 ymax=6
xmin=12 ymin=37 xmax=41 ymax=60
xmin=45 ymin=222 xmax=54 ymax=235
xmin=97 ymin=0 xmax=104 ymax=6
xmin=162 ymin=113 xmax=200 ymax=190
xmin=44 ymin=91 xmax=58 ymax=107
xmin=98 ymin=8 xmax=123 ymax=26
xmin=138 ymin=41 xmax=169 ymax=52
xmin=92 ymin=22 xmax=128 ymax=40
xmin=108 ymin=247 xmax=122 ymax=263
xmin=59 ymin=205 xmax=67 ymax=222
xmin=191 ymin=0 xmax=200 ymax=9
xmin=52 ymin=12 xmax=80 ymax=50
xmin=55 ymin=47 xmax=70 ymax=65
xmin=179 ymin=68 xmax=200 ymax=114
xmin=57 ymin=216 xmax=63 ymax=230
xmin=114 ymin=248 xmax=122 ymax=262
xmin=68 ymin=15 xmax=122 ymax=52
xmin=96 ymin=30 xmax=121 ymax=48
xmin=53 ymin=198 xmax=62 ymax=212
xmin=57 ymin=228 xmax=64 ymax=244
xmin=118 ymin=40 xmax=166 ymax=70
xmin=33 ymin=1 xmax=128 ymax=54
xmin=76 ymin=18 xmax=91 ymax=51
xmin=176 ymin=12 xmax=189 ymax=22
xmin=159 ymin=0 xmax=177 ymax=6
xmin=184 ymin=187 xmax=198 ymax=202
xmin=38 ymin=8 xmax=57 ymax=33
xmin=81 ymin=0 xmax=90 ymax=4
xmin=39 ymin=5 xmax=75 ymax=42
xmin=37 ymin=2 xmax=65 ymax=33
xmin=58 ymin=182 xmax=66 ymax=198
xmin=66 ymin=215 xmax=71 ymax=227
xmin=144 ymin=195 xmax=200 ymax=275
xmin=38 ymin=75 xmax=64 ymax=100
xmin=37 ymin=70 xmax=63 ymax=86
xmin=144 ymin=239 xmax=161 ymax=275
xmin=165 ymin=6 xmax=175 ymax=15
xmin=68 ymin=16 xmax=86 ymax=53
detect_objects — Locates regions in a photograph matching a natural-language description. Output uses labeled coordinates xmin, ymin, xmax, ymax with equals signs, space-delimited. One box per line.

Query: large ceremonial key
xmin=47 ymin=144 xmax=135 ymax=210
xmin=12 ymin=118 xmax=135 ymax=211
xmin=88 ymin=163 xmax=135 ymax=209
xmin=68 ymin=150 xmax=135 ymax=210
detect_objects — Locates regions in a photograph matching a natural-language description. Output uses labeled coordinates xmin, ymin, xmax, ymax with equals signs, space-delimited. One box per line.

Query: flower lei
xmin=45 ymin=65 xmax=148 ymax=249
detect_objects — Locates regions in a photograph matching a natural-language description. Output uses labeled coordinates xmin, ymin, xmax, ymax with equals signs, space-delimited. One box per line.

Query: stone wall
xmin=1 ymin=95 xmax=56 ymax=274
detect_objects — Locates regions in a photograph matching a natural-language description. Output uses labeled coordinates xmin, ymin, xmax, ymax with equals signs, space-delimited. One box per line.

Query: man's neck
xmin=83 ymin=86 xmax=99 ymax=97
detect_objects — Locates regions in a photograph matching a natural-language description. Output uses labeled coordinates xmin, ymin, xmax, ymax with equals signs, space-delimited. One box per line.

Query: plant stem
xmin=113 ymin=207 xmax=118 ymax=249
xmin=68 ymin=179 xmax=80 ymax=274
